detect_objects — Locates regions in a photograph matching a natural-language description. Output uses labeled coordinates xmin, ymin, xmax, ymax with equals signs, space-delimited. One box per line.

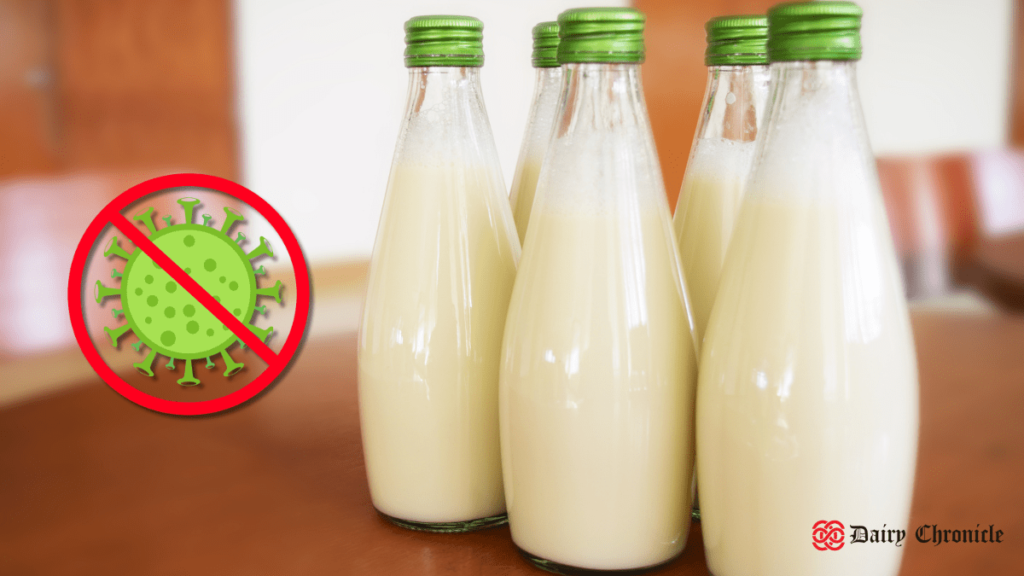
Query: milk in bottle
xmin=509 ymin=21 xmax=563 ymax=245
xmin=500 ymin=8 xmax=699 ymax=571
xmin=358 ymin=15 xmax=519 ymax=532
xmin=673 ymin=15 xmax=769 ymax=341
xmin=697 ymin=4 xmax=919 ymax=575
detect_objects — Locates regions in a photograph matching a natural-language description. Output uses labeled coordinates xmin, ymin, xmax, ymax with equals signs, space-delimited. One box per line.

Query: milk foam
xmin=673 ymin=138 xmax=756 ymax=340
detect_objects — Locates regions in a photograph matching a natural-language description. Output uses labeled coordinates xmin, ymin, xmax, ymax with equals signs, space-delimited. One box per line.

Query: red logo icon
xmin=68 ymin=174 xmax=310 ymax=415
xmin=813 ymin=520 xmax=846 ymax=550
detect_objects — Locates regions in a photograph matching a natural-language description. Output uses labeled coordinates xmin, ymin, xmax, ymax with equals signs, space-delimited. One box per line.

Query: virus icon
xmin=94 ymin=197 xmax=283 ymax=386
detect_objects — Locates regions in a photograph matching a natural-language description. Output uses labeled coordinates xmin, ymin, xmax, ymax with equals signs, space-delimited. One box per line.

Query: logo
xmin=812 ymin=520 xmax=845 ymax=550
xmin=916 ymin=524 xmax=1004 ymax=546
xmin=68 ymin=174 xmax=311 ymax=415
xmin=812 ymin=521 xmax=1004 ymax=549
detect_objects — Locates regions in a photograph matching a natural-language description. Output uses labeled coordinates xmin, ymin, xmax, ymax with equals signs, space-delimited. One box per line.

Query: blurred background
xmin=0 ymin=0 xmax=1022 ymax=402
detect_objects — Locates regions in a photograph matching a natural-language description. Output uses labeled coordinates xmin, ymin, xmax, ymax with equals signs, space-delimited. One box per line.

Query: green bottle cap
xmin=767 ymin=1 xmax=862 ymax=62
xmin=705 ymin=15 xmax=768 ymax=66
xmin=404 ymin=15 xmax=484 ymax=67
xmin=532 ymin=21 xmax=560 ymax=68
xmin=557 ymin=7 xmax=646 ymax=64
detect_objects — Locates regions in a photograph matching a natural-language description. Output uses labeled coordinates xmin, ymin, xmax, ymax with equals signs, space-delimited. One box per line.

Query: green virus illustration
xmin=94 ymin=197 xmax=283 ymax=386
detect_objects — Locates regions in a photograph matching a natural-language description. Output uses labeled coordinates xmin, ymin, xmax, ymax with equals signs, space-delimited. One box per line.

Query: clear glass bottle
xmin=500 ymin=8 xmax=699 ymax=572
xmin=358 ymin=15 xmax=519 ymax=533
xmin=673 ymin=15 xmax=770 ymax=342
xmin=509 ymin=21 xmax=562 ymax=246
xmin=697 ymin=4 xmax=919 ymax=576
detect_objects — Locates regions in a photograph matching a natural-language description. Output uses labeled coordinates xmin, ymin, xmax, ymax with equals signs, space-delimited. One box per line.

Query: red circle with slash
xmin=68 ymin=174 xmax=311 ymax=415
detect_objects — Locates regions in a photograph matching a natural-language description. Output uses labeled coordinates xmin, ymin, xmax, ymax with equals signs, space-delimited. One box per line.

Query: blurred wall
xmin=858 ymin=0 xmax=1013 ymax=155
xmin=235 ymin=0 xmax=1014 ymax=264
xmin=234 ymin=0 xmax=626 ymax=264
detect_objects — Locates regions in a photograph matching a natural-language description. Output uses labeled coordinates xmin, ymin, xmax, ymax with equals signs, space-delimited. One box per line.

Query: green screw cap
xmin=532 ymin=21 xmax=560 ymax=68
xmin=767 ymin=1 xmax=862 ymax=62
xmin=404 ymin=15 xmax=484 ymax=67
xmin=557 ymin=7 xmax=646 ymax=64
xmin=705 ymin=15 xmax=768 ymax=66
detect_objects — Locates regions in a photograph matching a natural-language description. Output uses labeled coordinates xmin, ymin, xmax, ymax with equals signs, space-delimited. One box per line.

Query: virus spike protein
xmin=246 ymin=237 xmax=274 ymax=261
xmin=103 ymin=236 xmax=133 ymax=260
xmin=133 ymin=206 xmax=158 ymax=236
xmin=220 ymin=207 xmax=245 ymax=235
xmin=178 ymin=197 xmax=201 ymax=224
xmin=256 ymin=280 xmax=283 ymax=303
xmin=178 ymin=359 xmax=200 ymax=386
xmin=95 ymin=280 xmax=121 ymax=303
xmin=103 ymin=324 xmax=132 ymax=347
xmin=221 ymin=349 xmax=244 ymax=377
xmin=135 ymin=348 xmax=157 ymax=377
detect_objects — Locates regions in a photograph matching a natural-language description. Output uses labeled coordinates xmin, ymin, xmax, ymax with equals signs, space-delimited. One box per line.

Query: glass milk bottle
xmin=500 ymin=8 xmax=699 ymax=572
xmin=673 ymin=15 xmax=769 ymax=342
xmin=358 ymin=15 xmax=519 ymax=533
xmin=509 ymin=21 xmax=562 ymax=245
xmin=697 ymin=3 xmax=919 ymax=576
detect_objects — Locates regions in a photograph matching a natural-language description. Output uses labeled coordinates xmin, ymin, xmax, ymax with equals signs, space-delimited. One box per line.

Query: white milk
xmin=509 ymin=158 xmax=543 ymax=244
xmin=697 ymin=61 xmax=918 ymax=576
xmin=359 ymin=161 xmax=518 ymax=523
xmin=673 ymin=138 xmax=756 ymax=339
xmin=509 ymin=67 xmax=562 ymax=245
xmin=501 ymin=205 xmax=698 ymax=569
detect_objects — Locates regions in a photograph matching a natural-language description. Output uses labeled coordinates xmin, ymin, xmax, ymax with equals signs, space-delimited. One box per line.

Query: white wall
xmin=235 ymin=0 xmax=1014 ymax=264
xmin=857 ymin=0 xmax=1013 ymax=154
xmin=234 ymin=0 xmax=625 ymax=264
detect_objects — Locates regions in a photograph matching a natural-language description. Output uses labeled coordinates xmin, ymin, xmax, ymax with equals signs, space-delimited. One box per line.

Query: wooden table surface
xmin=2 ymin=312 xmax=1022 ymax=575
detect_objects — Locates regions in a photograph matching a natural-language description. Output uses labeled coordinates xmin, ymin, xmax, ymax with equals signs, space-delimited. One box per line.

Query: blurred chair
xmin=877 ymin=149 xmax=1024 ymax=307
xmin=956 ymin=150 xmax=1024 ymax=309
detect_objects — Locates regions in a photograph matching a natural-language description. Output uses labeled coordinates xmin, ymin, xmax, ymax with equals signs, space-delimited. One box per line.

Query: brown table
xmin=2 ymin=312 xmax=1022 ymax=575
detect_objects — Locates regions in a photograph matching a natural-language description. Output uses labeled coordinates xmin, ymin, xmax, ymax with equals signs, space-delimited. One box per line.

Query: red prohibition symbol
xmin=68 ymin=174 xmax=311 ymax=416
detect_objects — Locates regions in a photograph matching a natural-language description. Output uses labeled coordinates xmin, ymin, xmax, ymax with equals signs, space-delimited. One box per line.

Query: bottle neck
xmin=763 ymin=60 xmax=865 ymax=148
xmin=770 ymin=59 xmax=859 ymax=94
xmin=520 ymin=67 xmax=562 ymax=153
xmin=556 ymin=63 xmax=649 ymax=138
xmin=399 ymin=66 xmax=496 ymax=165
xmin=698 ymin=64 xmax=770 ymax=143
xmin=750 ymin=60 xmax=875 ymax=203
xmin=532 ymin=66 xmax=562 ymax=100
xmin=405 ymin=66 xmax=484 ymax=120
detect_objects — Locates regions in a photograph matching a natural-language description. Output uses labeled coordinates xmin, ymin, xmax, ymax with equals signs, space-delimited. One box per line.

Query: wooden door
xmin=53 ymin=0 xmax=238 ymax=179
xmin=0 ymin=0 xmax=238 ymax=180
xmin=0 ymin=0 xmax=59 ymax=176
